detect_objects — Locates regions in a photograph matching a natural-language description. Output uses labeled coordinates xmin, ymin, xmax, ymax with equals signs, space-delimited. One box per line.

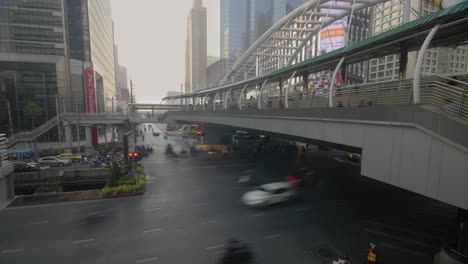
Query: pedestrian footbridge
xmin=163 ymin=2 xmax=468 ymax=210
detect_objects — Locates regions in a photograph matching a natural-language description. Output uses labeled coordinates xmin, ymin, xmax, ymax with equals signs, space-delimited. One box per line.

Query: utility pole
xmin=55 ymin=94 xmax=62 ymax=152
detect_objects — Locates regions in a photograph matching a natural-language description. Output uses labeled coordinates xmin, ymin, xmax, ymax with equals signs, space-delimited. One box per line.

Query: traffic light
xmin=196 ymin=128 xmax=203 ymax=136
xmin=134 ymin=152 xmax=139 ymax=158
xmin=128 ymin=152 xmax=134 ymax=158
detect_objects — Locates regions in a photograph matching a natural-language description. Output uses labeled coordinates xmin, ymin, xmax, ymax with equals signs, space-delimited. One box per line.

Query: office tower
xmin=185 ymin=0 xmax=207 ymax=92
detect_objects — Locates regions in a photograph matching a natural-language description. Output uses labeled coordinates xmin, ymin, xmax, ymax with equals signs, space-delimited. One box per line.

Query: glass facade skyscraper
xmin=186 ymin=0 xmax=207 ymax=92
xmin=88 ymin=0 xmax=116 ymax=113
xmin=0 ymin=0 xmax=67 ymax=133
xmin=221 ymin=0 xmax=308 ymax=62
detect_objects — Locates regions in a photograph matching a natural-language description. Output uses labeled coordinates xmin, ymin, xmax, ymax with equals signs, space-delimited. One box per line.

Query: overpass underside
xmin=166 ymin=105 xmax=468 ymax=210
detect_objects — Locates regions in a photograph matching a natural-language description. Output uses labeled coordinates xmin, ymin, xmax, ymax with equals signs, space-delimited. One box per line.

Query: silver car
xmin=38 ymin=156 xmax=72 ymax=167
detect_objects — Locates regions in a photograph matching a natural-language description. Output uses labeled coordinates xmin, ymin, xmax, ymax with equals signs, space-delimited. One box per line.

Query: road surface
xmin=0 ymin=124 xmax=458 ymax=264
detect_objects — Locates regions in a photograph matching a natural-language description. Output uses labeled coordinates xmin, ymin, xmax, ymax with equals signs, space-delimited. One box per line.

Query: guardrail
xmin=7 ymin=116 xmax=59 ymax=147
xmin=0 ymin=133 xmax=7 ymax=167
xmin=197 ymin=75 xmax=468 ymax=121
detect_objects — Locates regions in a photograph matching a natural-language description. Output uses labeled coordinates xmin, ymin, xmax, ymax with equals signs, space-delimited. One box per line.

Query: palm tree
xmin=24 ymin=102 xmax=43 ymax=129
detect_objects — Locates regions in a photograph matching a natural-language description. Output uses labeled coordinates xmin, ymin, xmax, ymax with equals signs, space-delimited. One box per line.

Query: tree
xmin=106 ymin=161 xmax=122 ymax=187
xmin=23 ymin=102 xmax=43 ymax=129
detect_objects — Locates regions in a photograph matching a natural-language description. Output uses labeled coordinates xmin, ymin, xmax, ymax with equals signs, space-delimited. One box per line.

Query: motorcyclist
xmin=166 ymin=144 xmax=173 ymax=154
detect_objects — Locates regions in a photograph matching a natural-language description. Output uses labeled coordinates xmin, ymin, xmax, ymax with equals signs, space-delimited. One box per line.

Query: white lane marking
xmin=253 ymin=213 xmax=264 ymax=217
xmin=30 ymin=221 xmax=49 ymax=225
xmin=294 ymin=208 xmax=309 ymax=212
xmin=192 ymin=203 xmax=208 ymax=207
xmin=72 ymin=238 xmax=95 ymax=244
xmin=144 ymin=208 xmax=161 ymax=212
xmin=201 ymin=220 xmax=217 ymax=224
xmin=144 ymin=229 xmax=162 ymax=233
xmin=135 ymin=256 xmax=159 ymax=263
xmin=1 ymin=249 xmax=24 ymax=254
xmin=265 ymin=234 xmax=281 ymax=239
xmin=205 ymin=244 xmax=224 ymax=250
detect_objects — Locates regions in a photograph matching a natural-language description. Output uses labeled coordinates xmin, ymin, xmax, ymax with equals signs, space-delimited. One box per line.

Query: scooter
xmin=217 ymin=239 xmax=253 ymax=264
xmin=332 ymin=254 xmax=352 ymax=264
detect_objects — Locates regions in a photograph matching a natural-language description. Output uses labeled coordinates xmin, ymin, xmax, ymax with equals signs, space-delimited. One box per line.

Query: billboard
xmin=84 ymin=68 xmax=97 ymax=114
xmin=311 ymin=1 xmax=348 ymax=94
xmin=84 ymin=67 xmax=98 ymax=146
xmin=319 ymin=1 xmax=348 ymax=54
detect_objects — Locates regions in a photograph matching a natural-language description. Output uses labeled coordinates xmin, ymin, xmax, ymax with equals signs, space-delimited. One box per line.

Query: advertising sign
xmin=84 ymin=67 xmax=98 ymax=146
xmin=313 ymin=1 xmax=348 ymax=93
xmin=84 ymin=68 xmax=97 ymax=114
xmin=319 ymin=1 xmax=348 ymax=54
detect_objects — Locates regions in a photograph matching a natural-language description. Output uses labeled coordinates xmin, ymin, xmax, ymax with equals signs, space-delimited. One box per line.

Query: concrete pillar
xmin=85 ymin=125 xmax=93 ymax=152
xmin=117 ymin=127 xmax=125 ymax=143
xmin=64 ymin=124 xmax=73 ymax=152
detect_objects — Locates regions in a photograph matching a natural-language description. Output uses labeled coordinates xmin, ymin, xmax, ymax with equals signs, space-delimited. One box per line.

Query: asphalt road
xmin=0 ymin=124 xmax=459 ymax=264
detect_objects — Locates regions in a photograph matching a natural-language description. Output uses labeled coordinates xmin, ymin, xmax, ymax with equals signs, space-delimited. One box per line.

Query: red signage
xmin=84 ymin=68 xmax=96 ymax=113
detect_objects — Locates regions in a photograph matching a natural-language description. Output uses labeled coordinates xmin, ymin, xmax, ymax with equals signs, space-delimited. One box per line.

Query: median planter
xmin=101 ymin=162 xmax=147 ymax=199
xmin=101 ymin=177 xmax=146 ymax=198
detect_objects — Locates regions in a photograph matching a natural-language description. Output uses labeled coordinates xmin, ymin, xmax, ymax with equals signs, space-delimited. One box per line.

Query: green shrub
xmin=106 ymin=161 xmax=122 ymax=187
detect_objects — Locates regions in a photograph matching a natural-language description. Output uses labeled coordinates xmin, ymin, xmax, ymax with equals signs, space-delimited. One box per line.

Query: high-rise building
xmin=0 ymin=0 xmax=117 ymax=134
xmin=220 ymin=0 xmax=307 ymax=65
xmin=207 ymin=58 xmax=229 ymax=88
xmin=0 ymin=0 xmax=68 ymax=132
xmin=185 ymin=0 xmax=207 ymax=93
xmin=88 ymin=0 xmax=116 ymax=113
xmin=369 ymin=0 xmax=467 ymax=82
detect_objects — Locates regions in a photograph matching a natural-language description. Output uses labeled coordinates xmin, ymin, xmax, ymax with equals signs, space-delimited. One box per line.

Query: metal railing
xmin=0 ymin=133 xmax=7 ymax=167
xmin=197 ymin=75 xmax=468 ymax=121
xmin=7 ymin=115 xmax=59 ymax=146
xmin=61 ymin=112 xmax=127 ymax=121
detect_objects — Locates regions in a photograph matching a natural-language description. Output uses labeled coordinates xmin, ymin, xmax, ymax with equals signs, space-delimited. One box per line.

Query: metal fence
xmin=203 ymin=75 xmax=468 ymax=121
xmin=0 ymin=133 xmax=7 ymax=167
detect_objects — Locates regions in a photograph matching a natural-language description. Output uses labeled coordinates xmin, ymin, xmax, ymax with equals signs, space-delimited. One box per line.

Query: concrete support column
xmin=64 ymin=124 xmax=73 ymax=152
xmin=117 ymin=127 xmax=125 ymax=143
xmin=85 ymin=125 xmax=93 ymax=152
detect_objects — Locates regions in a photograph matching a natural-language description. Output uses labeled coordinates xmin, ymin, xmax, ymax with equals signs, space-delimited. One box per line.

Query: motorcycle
xmin=332 ymin=254 xmax=352 ymax=264
xmin=217 ymin=239 xmax=253 ymax=264
xmin=180 ymin=149 xmax=188 ymax=158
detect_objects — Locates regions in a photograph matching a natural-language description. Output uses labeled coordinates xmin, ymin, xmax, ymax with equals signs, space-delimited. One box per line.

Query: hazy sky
xmin=112 ymin=0 xmax=220 ymax=103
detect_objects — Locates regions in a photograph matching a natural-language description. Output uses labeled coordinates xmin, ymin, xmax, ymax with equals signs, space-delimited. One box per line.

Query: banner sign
xmin=319 ymin=1 xmax=348 ymax=54
xmin=84 ymin=68 xmax=97 ymax=113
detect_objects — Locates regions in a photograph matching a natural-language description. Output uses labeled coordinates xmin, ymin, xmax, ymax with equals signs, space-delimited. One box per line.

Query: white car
xmin=38 ymin=156 xmax=72 ymax=167
xmin=242 ymin=182 xmax=296 ymax=207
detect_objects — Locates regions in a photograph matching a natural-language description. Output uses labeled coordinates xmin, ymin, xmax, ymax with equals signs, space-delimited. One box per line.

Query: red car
xmin=286 ymin=168 xmax=315 ymax=187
